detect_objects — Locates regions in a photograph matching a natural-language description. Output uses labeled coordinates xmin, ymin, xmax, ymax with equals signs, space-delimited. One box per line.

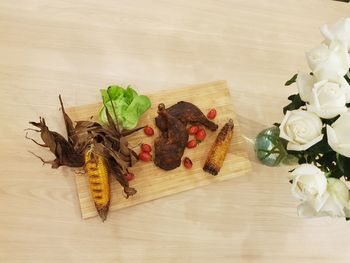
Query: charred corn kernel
xmin=203 ymin=119 xmax=234 ymax=176
xmin=84 ymin=150 xmax=110 ymax=221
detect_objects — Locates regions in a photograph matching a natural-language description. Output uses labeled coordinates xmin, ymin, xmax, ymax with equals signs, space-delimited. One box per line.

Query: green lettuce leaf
xmin=99 ymin=85 xmax=151 ymax=130
xmin=124 ymin=86 xmax=138 ymax=104
xmin=100 ymin=85 xmax=124 ymax=102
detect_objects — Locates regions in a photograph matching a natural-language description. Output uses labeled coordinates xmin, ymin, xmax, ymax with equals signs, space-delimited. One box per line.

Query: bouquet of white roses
xmin=255 ymin=18 xmax=350 ymax=219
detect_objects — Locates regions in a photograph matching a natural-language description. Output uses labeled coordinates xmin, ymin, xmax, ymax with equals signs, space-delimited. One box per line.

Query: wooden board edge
xmin=66 ymin=80 xmax=228 ymax=113
xmin=79 ymin=161 xmax=252 ymax=219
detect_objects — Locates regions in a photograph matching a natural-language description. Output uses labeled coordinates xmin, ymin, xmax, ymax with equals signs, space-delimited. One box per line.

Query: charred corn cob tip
xmin=203 ymin=119 xmax=234 ymax=176
xmin=97 ymin=202 xmax=109 ymax=222
xmin=84 ymin=150 xmax=110 ymax=221
xmin=203 ymin=163 xmax=219 ymax=176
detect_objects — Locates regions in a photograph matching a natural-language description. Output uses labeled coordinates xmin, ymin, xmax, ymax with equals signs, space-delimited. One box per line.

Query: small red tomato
xmin=195 ymin=129 xmax=206 ymax=141
xmin=207 ymin=108 xmax=217 ymax=119
xmin=183 ymin=157 xmax=192 ymax=169
xmin=144 ymin=126 xmax=154 ymax=136
xmin=141 ymin=143 xmax=152 ymax=152
xmin=138 ymin=151 xmax=152 ymax=162
xmin=188 ymin=125 xmax=199 ymax=135
xmin=186 ymin=139 xmax=197 ymax=148
xmin=124 ymin=172 xmax=135 ymax=181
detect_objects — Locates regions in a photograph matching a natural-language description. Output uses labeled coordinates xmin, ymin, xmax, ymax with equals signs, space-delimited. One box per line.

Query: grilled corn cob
xmin=203 ymin=119 xmax=234 ymax=175
xmin=84 ymin=149 xmax=110 ymax=221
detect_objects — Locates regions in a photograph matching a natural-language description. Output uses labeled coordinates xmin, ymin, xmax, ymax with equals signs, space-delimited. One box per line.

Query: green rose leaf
xmin=283 ymin=94 xmax=306 ymax=114
xmin=307 ymin=134 xmax=332 ymax=155
xmin=339 ymin=155 xmax=350 ymax=181
xmin=284 ymin=73 xmax=298 ymax=86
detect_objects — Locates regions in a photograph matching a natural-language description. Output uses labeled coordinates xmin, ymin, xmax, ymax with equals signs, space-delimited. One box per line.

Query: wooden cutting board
xmin=66 ymin=80 xmax=251 ymax=219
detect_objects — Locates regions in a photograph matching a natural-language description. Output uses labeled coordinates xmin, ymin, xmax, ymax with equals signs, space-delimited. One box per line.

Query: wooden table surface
xmin=1 ymin=0 xmax=350 ymax=262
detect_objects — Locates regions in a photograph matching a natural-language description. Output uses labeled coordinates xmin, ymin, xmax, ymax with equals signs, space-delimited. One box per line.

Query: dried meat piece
xmin=154 ymin=103 xmax=189 ymax=170
xmin=155 ymin=101 xmax=218 ymax=132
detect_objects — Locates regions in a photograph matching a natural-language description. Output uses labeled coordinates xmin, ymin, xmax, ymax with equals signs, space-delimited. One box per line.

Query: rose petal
xmin=327 ymin=122 xmax=350 ymax=157
xmin=297 ymin=202 xmax=318 ymax=217
xmin=287 ymin=134 xmax=323 ymax=151
xmin=318 ymin=195 xmax=345 ymax=217
xmin=332 ymin=112 xmax=350 ymax=141
xmin=296 ymin=72 xmax=316 ymax=102
xmin=279 ymin=111 xmax=292 ymax=141
xmin=307 ymin=104 xmax=348 ymax=119
xmin=338 ymin=76 xmax=350 ymax=103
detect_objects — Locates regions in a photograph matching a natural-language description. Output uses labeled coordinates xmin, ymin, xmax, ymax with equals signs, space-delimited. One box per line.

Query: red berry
xmin=141 ymin=143 xmax=152 ymax=152
xmin=195 ymin=129 xmax=206 ymax=141
xmin=186 ymin=139 xmax=197 ymax=148
xmin=144 ymin=126 xmax=154 ymax=136
xmin=124 ymin=172 xmax=135 ymax=181
xmin=138 ymin=151 xmax=152 ymax=162
xmin=207 ymin=108 xmax=217 ymax=119
xmin=188 ymin=125 xmax=199 ymax=135
xmin=183 ymin=157 xmax=192 ymax=169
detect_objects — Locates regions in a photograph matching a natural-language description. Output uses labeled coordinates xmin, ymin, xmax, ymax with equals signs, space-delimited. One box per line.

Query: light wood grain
xmin=2 ymin=0 xmax=350 ymax=262
xmin=66 ymin=81 xmax=251 ymax=219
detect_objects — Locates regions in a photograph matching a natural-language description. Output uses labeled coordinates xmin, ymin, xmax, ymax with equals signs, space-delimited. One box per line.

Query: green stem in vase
xmin=255 ymin=126 xmax=288 ymax=167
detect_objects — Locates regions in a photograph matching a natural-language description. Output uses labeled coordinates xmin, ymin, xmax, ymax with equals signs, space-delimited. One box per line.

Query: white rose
xmin=307 ymin=79 xmax=348 ymax=119
xmin=321 ymin=18 xmax=350 ymax=51
xmin=327 ymin=112 xmax=350 ymax=157
xmin=297 ymin=177 xmax=350 ymax=218
xmin=296 ymin=72 xmax=317 ymax=102
xmin=296 ymin=73 xmax=350 ymax=103
xmin=296 ymin=72 xmax=350 ymax=103
xmin=319 ymin=178 xmax=350 ymax=217
xmin=306 ymin=41 xmax=350 ymax=80
xmin=291 ymin=164 xmax=327 ymax=212
xmin=279 ymin=110 xmax=323 ymax=151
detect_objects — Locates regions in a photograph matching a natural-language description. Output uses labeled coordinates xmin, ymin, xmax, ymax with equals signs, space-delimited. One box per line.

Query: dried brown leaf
xmin=28 ymin=117 xmax=84 ymax=168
